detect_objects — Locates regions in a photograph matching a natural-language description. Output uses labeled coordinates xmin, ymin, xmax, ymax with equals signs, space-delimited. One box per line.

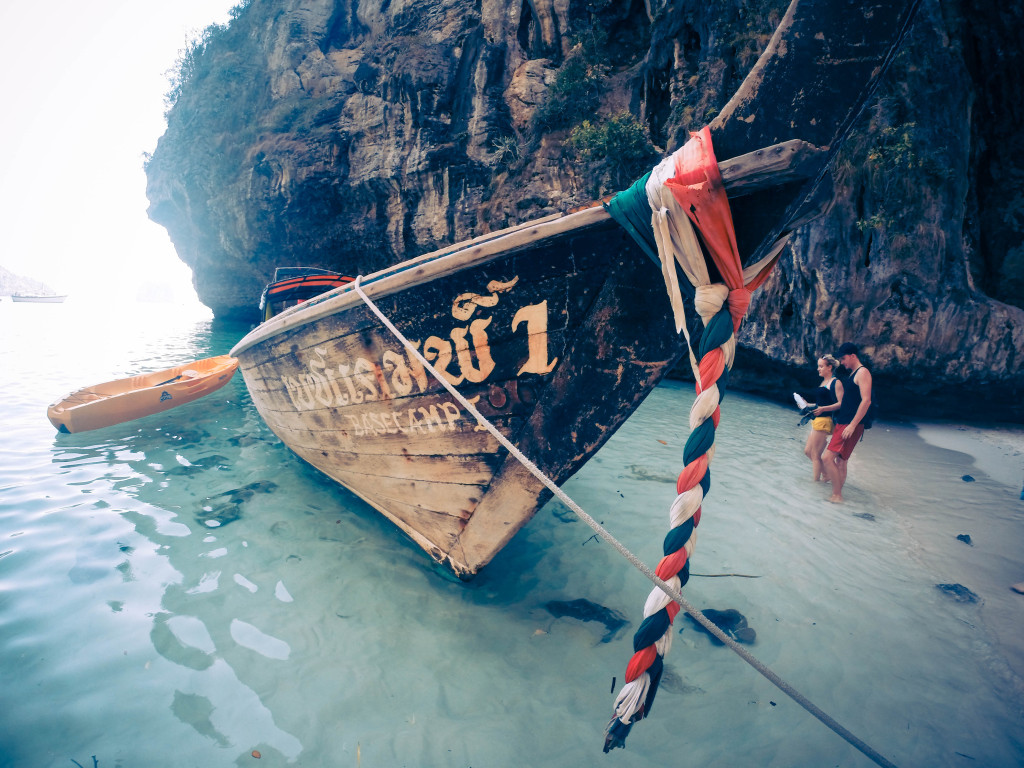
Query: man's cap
xmin=837 ymin=342 xmax=859 ymax=357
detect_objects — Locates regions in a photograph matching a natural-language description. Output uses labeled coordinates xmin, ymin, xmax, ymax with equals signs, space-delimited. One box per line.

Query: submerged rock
xmin=628 ymin=465 xmax=677 ymax=484
xmin=656 ymin=665 xmax=704 ymax=696
xmin=163 ymin=427 xmax=211 ymax=445
xmin=228 ymin=435 xmax=265 ymax=447
xmin=936 ymin=583 xmax=981 ymax=604
xmin=685 ymin=607 xmax=757 ymax=645
xmin=544 ymin=599 xmax=629 ymax=644
xmin=167 ymin=454 xmax=232 ymax=476
xmin=196 ymin=480 xmax=279 ymax=527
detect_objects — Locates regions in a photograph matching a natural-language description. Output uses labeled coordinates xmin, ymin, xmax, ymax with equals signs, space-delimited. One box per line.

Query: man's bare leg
xmin=825 ymin=451 xmax=847 ymax=502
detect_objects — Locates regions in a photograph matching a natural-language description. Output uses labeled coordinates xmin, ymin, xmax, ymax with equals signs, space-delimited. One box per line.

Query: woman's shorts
xmin=811 ymin=416 xmax=833 ymax=433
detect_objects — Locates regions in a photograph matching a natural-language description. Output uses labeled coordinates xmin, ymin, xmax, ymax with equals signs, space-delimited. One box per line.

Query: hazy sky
xmin=0 ymin=0 xmax=240 ymax=301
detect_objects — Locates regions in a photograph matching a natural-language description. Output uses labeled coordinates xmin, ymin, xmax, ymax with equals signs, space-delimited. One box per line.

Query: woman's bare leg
xmin=805 ymin=431 xmax=827 ymax=481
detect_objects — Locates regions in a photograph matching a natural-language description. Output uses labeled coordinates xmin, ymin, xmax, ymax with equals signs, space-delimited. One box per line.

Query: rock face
xmin=145 ymin=0 xmax=1024 ymax=422
xmin=0 ymin=265 xmax=56 ymax=296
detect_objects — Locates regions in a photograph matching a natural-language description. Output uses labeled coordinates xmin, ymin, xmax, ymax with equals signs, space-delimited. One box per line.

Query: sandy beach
xmin=864 ymin=418 xmax=1024 ymax=696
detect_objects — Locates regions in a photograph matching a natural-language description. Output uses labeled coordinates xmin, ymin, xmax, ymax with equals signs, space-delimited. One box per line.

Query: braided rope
xmin=605 ymin=127 xmax=787 ymax=750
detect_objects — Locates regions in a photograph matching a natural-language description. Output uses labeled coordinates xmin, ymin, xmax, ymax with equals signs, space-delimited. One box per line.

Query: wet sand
xmin=875 ymin=419 xmax=1024 ymax=693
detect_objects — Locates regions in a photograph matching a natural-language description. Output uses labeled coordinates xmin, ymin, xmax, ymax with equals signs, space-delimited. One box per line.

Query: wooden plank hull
xmin=234 ymin=213 xmax=681 ymax=577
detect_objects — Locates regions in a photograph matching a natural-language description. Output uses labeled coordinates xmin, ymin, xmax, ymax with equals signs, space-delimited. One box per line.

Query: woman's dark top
xmin=812 ymin=379 xmax=838 ymax=415
xmin=836 ymin=367 xmax=865 ymax=424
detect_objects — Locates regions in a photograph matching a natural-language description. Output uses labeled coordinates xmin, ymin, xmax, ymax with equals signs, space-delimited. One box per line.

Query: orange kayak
xmin=47 ymin=355 xmax=239 ymax=434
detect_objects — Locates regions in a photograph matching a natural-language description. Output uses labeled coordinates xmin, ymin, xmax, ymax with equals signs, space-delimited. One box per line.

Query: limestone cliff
xmin=0 ymin=266 xmax=56 ymax=297
xmin=146 ymin=0 xmax=1024 ymax=421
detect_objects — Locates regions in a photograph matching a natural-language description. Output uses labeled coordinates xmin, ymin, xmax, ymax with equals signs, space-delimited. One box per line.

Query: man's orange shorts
xmin=827 ymin=423 xmax=864 ymax=460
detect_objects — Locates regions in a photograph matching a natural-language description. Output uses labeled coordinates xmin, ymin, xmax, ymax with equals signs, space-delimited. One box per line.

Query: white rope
xmin=351 ymin=275 xmax=899 ymax=768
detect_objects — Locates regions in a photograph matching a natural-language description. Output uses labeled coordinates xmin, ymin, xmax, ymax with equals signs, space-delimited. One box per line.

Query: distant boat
xmin=47 ymin=356 xmax=239 ymax=434
xmin=259 ymin=267 xmax=354 ymax=322
xmin=11 ymin=293 xmax=67 ymax=303
xmin=230 ymin=0 xmax=919 ymax=578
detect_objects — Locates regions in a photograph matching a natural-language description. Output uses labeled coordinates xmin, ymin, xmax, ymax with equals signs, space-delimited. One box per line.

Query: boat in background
xmin=47 ymin=356 xmax=239 ymax=434
xmin=259 ymin=267 xmax=354 ymax=322
xmin=230 ymin=0 xmax=920 ymax=578
xmin=12 ymin=293 xmax=68 ymax=303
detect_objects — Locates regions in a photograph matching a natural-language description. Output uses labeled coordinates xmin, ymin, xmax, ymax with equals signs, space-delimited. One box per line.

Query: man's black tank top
xmin=836 ymin=367 xmax=865 ymax=424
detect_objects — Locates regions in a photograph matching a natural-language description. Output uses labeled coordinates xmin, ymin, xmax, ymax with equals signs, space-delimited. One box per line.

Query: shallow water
xmin=1 ymin=297 xmax=1022 ymax=767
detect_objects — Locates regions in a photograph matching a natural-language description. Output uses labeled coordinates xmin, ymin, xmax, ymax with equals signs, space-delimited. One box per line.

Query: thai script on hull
xmin=280 ymin=277 xmax=558 ymax=415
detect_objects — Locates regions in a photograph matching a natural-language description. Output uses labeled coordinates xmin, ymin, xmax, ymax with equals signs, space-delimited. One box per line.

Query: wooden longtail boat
xmin=230 ymin=0 xmax=920 ymax=579
xmin=47 ymin=356 xmax=239 ymax=434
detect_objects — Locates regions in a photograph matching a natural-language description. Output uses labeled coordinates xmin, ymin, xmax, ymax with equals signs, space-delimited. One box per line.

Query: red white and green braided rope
xmin=605 ymin=127 xmax=786 ymax=750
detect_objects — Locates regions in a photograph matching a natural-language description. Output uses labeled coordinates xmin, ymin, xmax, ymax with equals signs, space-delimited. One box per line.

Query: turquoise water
xmin=1 ymin=297 xmax=1022 ymax=767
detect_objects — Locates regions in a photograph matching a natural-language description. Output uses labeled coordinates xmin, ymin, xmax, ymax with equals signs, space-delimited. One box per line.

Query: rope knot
xmin=693 ymin=284 xmax=729 ymax=324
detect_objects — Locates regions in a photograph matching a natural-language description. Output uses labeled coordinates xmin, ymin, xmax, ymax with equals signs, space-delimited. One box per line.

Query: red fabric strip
xmin=655 ymin=547 xmax=690 ymax=581
xmin=664 ymin=126 xmax=743 ymax=290
xmin=625 ymin=645 xmax=659 ymax=683
xmin=676 ymin=454 xmax=709 ymax=494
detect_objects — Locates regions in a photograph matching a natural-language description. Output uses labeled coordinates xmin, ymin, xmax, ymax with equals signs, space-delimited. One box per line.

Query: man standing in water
xmin=823 ymin=342 xmax=872 ymax=503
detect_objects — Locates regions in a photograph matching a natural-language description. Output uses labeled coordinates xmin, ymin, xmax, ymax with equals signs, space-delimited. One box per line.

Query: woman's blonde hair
xmin=820 ymin=354 xmax=840 ymax=371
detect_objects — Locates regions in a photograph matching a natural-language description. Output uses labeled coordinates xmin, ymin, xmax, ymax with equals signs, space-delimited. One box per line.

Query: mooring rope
xmin=351 ymin=137 xmax=898 ymax=766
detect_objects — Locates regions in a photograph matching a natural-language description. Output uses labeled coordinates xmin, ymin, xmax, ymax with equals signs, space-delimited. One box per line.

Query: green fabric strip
xmin=634 ymin=609 xmax=671 ymax=651
xmin=699 ymin=308 xmax=733 ymax=358
xmin=604 ymin=173 xmax=659 ymax=265
xmin=663 ymin=518 xmax=696 ymax=555
xmin=683 ymin=418 xmax=716 ymax=466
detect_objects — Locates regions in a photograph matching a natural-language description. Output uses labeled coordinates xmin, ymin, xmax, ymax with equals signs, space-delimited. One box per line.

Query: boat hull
xmin=11 ymin=294 xmax=67 ymax=303
xmin=47 ymin=355 xmax=239 ymax=434
xmin=234 ymin=213 xmax=682 ymax=577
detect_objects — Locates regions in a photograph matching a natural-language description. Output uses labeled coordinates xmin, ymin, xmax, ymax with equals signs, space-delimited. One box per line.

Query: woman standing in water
xmin=803 ymin=355 xmax=843 ymax=481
